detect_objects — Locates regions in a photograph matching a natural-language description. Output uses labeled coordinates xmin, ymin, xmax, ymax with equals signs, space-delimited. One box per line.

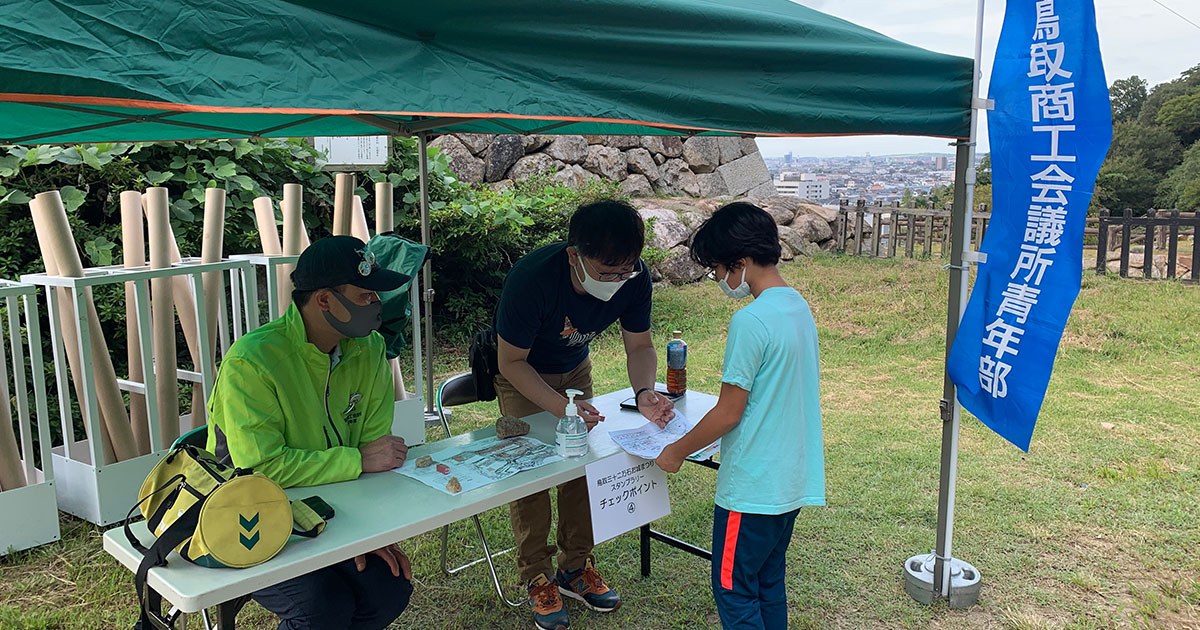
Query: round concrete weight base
xmin=903 ymin=553 xmax=981 ymax=609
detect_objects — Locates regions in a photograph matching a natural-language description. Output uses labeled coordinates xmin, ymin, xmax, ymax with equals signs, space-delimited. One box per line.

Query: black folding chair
xmin=436 ymin=373 xmax=523 ymax=607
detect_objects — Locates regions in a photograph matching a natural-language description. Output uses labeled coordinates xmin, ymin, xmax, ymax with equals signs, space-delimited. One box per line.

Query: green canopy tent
xmin=0 ymin=0 xmax=983 ymax=605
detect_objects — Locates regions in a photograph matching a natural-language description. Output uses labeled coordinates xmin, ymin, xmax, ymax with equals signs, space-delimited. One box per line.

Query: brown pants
xmin=494 ymin=357 xmax=594 ymax=584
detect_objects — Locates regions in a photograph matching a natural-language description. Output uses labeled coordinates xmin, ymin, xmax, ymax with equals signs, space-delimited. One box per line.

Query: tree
xmin=1155 ymin=90 xmax=1200 ymax=147
xmin=1108 ymin=121 xmax=1183 ymax=176
xmin=1157 ymin=141 xmax=1200 ymax=210
xmin=1137 ymin=64 xmax=1200 ymax=128
xmin=1094 ymin=155 xmax=1158 ymax=212
xmin=1109 ymin=76 xmax=1148 ymax=123
xmin=975 ymin=153 xmax=991 ymax=186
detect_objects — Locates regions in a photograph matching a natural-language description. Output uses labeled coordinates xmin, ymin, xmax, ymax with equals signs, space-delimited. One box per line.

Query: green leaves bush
xmin=0 ymin=135 xmax=626 ymax=357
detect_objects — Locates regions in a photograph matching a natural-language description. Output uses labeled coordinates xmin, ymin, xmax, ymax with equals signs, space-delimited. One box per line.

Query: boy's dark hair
xmin=689 ymin=202 xmax=781 ymax=269
xmin=567 ymin=199 xmax=645 ymax=266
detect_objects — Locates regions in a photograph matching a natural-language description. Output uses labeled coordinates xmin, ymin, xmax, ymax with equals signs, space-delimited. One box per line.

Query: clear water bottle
xmin=667 ymin=330 xmax=687 ymax=396
xmin=556 ymin=389 xmax=589 ymax=458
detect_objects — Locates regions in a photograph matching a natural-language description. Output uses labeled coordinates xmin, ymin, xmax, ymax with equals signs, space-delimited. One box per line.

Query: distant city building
xmin=773 ymin=173 xmax=830 ymax=200
xmin=935 ymin=156 xmax=948 ymax=170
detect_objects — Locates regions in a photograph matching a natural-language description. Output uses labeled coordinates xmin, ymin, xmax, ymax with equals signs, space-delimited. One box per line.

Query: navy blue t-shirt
xmin=495 ymin=242 xmax=652 ymax=374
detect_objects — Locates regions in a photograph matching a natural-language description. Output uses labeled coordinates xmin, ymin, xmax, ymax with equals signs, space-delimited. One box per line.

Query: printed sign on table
xmin=586 ymin=452 xmax=670 ymax=545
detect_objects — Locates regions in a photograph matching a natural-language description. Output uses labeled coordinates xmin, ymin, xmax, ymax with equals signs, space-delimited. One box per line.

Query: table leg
xmin=640 ymin=457 xmax=720 ymax=578
xmin=213 ymin=596 xmax=248 ymax=630
xmin=640 ymin=525 xmax=651 ymax=577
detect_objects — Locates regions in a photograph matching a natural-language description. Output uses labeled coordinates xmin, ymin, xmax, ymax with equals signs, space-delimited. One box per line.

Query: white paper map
xmin=393 ymin=435 xmax=562 ymax=495
xmin=607 ymin=412 xmax=720 ymax=461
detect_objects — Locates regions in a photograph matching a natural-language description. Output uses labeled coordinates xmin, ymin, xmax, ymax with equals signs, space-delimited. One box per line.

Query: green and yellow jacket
xmin=206 ymin=304 xmax=393 ymax=488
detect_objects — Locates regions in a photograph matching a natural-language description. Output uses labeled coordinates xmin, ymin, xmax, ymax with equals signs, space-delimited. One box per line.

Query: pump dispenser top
xmin=564 ymin=389 xmax=582 ymax=417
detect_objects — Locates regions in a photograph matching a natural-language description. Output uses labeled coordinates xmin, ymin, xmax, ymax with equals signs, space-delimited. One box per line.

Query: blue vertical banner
xmin=947 ymin=0 xmax=1112 ymax=451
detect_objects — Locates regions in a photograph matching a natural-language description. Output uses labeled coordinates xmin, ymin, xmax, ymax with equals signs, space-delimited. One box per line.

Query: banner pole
xmin=927 ymin=0 xmax=986 ymax=606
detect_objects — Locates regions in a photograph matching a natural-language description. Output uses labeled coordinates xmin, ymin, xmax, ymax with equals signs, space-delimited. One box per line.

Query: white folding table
xmin=103 ymin=387 xmax=718 ymax=629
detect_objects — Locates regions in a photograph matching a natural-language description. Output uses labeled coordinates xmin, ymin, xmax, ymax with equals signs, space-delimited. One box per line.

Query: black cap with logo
xmin=291 ymin=236 xmax=409 ymax=292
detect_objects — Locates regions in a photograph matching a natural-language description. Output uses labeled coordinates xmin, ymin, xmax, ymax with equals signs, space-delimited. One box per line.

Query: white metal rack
xmin=21 ymin=259 xmax=252 ymax=525
xmin=0 ymin=280 xmax=59 ymax=555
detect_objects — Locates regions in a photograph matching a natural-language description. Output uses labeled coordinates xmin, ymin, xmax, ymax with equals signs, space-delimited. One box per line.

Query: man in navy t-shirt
xmin=494 ymin=200 xmax=675 ymax=630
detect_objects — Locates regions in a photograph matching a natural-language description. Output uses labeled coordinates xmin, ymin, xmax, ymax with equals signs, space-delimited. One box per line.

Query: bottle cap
xmin=672 ymin=330 xmax=682 ymax=338
xmin=564 ymin=389 xmax=583 ymax=417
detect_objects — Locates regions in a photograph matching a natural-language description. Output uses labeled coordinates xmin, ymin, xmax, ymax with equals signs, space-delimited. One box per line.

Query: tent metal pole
xmin=417 ymin=133 xmax=436 ymax=414
xmin=933 ymin=0 xmax=986 ymax=602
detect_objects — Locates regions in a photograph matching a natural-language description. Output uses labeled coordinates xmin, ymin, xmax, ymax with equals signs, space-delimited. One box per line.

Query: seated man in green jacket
xmin=207 ymin=235 xmax=413 ymax=630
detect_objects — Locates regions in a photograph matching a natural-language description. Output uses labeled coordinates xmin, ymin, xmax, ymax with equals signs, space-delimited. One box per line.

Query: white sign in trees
xmin=586 ymin=452 xmax=670 ymax=545
xmin=313 ymin=136 xmax=390 ymax=170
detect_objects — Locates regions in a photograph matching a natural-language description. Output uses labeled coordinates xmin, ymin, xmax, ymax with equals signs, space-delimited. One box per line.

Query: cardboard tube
xmin=0 ymin=341 xmax=25 ymax=490
xmin=280 ymin=184 xmax=304 ymax=311
xmin=375 ymin=183 xmax=394 ymax=234
xmin=201 ymin=188 xmax=225 ymax=354
xmin=332 ymin=173 xmax=355 ymax=236
xmin=168 ymin=226 xmax=206 ymax=430
xmin=33 ymin=190 xmax=137 ymax=462
xmin=145 ymin=188 xmax=180 ymax=449
xmin=120 ymin=191 xmax=151 ymax=456
xmin=350 ymin=195 xmax=371 ymax=243
xmin=252 ymin=196 xmax=282 ymax=256
xmin=28 ymin=199 xmax=115 ymax=465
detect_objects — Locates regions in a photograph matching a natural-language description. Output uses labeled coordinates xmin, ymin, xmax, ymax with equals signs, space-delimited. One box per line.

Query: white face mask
xmin=718 ymin=266 xmax=751 ymax=299
xmin=574 ymin=255 xmax=629 ymax=302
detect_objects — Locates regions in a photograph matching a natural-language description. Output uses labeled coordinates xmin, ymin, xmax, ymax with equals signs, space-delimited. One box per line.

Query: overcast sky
xmin=758 ymin=0 xmax=1200 ymax=158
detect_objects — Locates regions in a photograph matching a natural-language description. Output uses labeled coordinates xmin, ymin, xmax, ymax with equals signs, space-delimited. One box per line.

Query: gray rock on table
xmin=496 ymin=415 xmax=530 ymax=439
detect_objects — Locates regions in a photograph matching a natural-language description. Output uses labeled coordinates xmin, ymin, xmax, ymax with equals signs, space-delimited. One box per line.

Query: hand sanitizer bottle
xmin=556 ymin=389 xmax=589 ymax=458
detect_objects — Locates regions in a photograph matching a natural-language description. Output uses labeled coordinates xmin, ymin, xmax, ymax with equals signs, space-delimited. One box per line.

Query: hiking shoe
xmin=556 ymin=559 xmax=622 ymax=612
xmin=528 ymin=573 xmax=569 ymax=630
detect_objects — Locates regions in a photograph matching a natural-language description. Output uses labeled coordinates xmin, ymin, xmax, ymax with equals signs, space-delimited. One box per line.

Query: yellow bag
xmin=124 ymin=444 xmax=328 ymax=622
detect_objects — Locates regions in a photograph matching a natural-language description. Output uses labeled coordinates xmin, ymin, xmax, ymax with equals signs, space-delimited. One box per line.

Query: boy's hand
xmin=656 ymin=443 xmax=684 ymax=473
xmin=637 ymin=389 xmax=676 ymax=429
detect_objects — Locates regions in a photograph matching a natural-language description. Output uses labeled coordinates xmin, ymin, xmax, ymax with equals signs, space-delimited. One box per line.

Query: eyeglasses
xmin=584 ymin=257 xmax=640 ymax=282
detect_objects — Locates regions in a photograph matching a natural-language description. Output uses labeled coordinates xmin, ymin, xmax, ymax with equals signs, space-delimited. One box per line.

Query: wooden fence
xmin=833 ymin=201 xmax=1197 ymax=283
xmin=1093 ymin=209 xmax=1197 ymax=281
xmin=834 ymin=200 xmax=991 ymax=260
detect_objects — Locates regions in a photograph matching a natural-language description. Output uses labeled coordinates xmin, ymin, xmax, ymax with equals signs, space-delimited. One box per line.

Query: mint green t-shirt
xmin=715 ymin=287 xmax=826 ymax=514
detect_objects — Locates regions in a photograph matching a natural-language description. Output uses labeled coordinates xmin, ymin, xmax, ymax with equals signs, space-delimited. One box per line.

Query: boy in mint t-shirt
xmin=657 ymin=202 xmax=826 ymax=630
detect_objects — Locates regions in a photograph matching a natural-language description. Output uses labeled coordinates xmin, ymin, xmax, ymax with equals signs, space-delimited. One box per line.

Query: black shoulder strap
xmin=133 ymin=501 xmax=202 ymax=629
xmin=123 ymin=473 xmax=186 ymax=555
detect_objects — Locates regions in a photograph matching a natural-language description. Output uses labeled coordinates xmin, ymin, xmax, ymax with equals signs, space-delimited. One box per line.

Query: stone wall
xmin=629 ymin=196 xmax=840 ymax=284
xmin=429 ymin=133 xmax=777 ymax=198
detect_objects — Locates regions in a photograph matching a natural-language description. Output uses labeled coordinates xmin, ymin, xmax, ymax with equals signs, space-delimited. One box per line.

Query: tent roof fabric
xmin=0 ymin=0 xmax=973 ymax=144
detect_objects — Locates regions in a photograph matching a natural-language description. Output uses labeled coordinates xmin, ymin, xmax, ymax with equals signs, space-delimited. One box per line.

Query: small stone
xmin=1100 ymin=422 xmax=1115 ymax=430
xmin=415 ymin=455 xmax=434 ymax=468
xmin=522 ymin=135 xmax=552 ymax=152
xmin=455 ymin=133 xmax=496 ymax=155
xmin=543 ymin=135 xmax=589 ymax=164
xmin=625 ymin=148 xmax=661 ymax=182
xmin=620 ymin=174 xmax=654 ymax=197
xmin=496 ymin=415 xmax=530 ymax=439
xmin=682 ymin=137 xmax=720 ymax=174
xmin=508 ymin=153 xmax=560 ymax=181
xmin=446 ymin=477 xmax=462 ymax=493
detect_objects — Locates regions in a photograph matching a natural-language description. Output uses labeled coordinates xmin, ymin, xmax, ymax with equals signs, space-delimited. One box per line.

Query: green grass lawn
xmin=3 ymin=254 xmax=1198 ymax=629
